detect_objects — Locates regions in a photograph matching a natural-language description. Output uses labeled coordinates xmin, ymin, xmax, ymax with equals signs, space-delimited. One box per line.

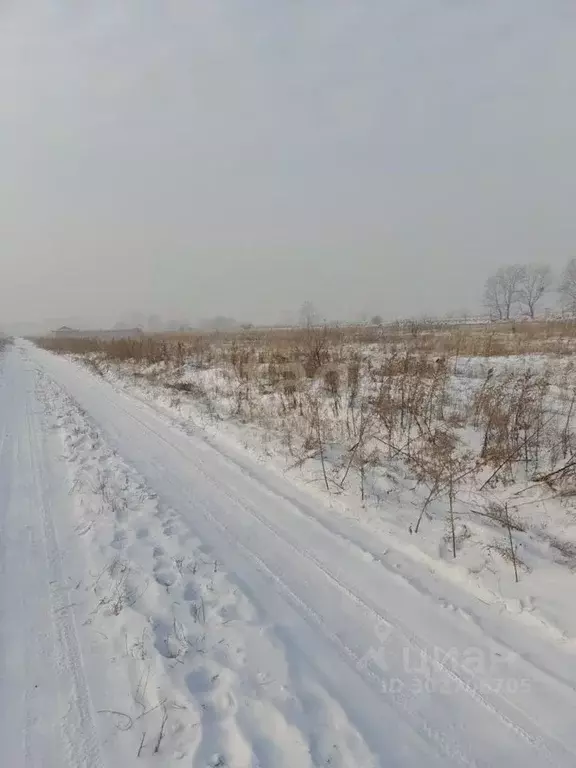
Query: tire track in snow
xmin=25 ymin=372 xmax=104 ymax=768
xmin=82 ymin=379 xmax=576 ymax=765
xmin=0 ymin=350 xmax=104 ymax=768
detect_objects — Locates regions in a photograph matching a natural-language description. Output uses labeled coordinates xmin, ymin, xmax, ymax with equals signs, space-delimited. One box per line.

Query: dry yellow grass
xmin=32 ymin=320 xmax=576 ymax=561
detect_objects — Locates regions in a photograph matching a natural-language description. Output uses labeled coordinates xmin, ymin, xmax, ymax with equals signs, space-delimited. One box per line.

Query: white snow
xmin=2 ymin=339 xmax=576 ymax=766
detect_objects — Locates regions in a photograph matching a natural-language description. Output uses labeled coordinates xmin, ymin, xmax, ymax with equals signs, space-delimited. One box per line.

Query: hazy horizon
xmin=1 ymin=1 xmax=575 ymax=328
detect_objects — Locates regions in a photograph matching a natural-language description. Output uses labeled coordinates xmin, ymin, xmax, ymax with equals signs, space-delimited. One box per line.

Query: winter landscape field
xmin=1 ymin=321 xmax=576 ymax=766
xmin=2 ymin=1 xmax=576 ymax=765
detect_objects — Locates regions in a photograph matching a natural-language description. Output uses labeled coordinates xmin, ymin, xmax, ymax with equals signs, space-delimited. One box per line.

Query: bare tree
xmin=484 ymin=276 xmax=505 ymax=320
xmin=299 ymin=301 xmax=319 ymax=328
xmin=483 ymin=265 xmax=525 ymax=321
xmin=517 ymin=265 xmax=551 ymax=319
xmin=560 ymin=259 xmax=576 ymax=317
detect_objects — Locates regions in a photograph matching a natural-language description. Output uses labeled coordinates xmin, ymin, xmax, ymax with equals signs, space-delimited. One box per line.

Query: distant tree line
xmin=484 ymin=259 xmax=576 ymax=320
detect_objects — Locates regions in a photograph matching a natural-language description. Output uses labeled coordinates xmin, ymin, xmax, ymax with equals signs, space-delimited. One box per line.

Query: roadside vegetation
xmin=36 ymin=320 xmax=576 ymax=583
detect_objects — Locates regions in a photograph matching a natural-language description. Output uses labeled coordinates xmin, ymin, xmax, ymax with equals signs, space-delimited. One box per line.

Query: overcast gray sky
xmin=1 ymin=0 xmax=575 ymax=327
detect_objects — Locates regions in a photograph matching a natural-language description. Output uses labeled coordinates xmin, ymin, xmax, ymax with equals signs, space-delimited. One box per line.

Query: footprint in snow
xmin=155 ymin=570 xmax=177 ymax=587
xmin=186 ymin=667 xmax=216 ymax=695
xmin=183 ymin=582 xmax=201 ymax=602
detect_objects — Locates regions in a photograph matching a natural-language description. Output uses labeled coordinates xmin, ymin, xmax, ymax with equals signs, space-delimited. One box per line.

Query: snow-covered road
xmin=2 ymin=341 xmax=576 ymax=767
xmin=0 ymin=346 xmax=103 ymax=768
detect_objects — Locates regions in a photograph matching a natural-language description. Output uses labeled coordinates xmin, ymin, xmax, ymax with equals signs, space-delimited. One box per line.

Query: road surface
xmin=1 ymin=341 xmax=576 ymax=767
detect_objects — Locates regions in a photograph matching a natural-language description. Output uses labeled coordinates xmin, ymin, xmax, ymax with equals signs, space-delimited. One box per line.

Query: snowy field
xmin=2 ymin=336 xmax=576 ymax=766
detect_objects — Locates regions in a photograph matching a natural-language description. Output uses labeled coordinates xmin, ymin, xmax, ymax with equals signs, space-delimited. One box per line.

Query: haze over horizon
xmin=1 ymin=1 xmax=575 ymax=328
